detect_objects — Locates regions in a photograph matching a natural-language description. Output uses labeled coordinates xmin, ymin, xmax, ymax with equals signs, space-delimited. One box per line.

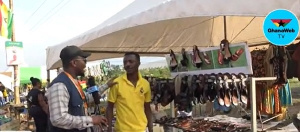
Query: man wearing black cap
xmin=46 ymin=45 xmax=117 ymax=132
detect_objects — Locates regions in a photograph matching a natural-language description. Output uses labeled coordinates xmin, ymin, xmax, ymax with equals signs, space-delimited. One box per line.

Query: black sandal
xmin=230 ymin=74 xmax=240 ymax=106
xmin=223 ymin=73 xmax=232 ymax=107
xmin=238 ymin=73 xmax=248 ymax=105
xmin=217 ymin=73 xmax=225 ymax=106
xmin=169 ymin=49 xmax=178 ymax=71
xmin=181 ymin=48 xmax=189 ymax=67
xmin=192 ymin=45 xmax=202 ymax=68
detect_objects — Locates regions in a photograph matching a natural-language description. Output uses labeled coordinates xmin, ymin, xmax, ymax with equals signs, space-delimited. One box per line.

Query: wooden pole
xmin=223 ymin=16 xmax=227 ymax=40
xmin=9 ymin=0 xmax=20 ymax=104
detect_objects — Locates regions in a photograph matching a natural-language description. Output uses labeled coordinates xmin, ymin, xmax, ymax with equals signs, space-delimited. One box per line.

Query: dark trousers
xmin=29 ymin=106 xmax=48 ymax=132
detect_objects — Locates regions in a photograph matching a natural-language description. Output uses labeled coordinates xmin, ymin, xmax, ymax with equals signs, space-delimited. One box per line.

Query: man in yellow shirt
xmin=106 ymin=52 xmax=153 ymax=132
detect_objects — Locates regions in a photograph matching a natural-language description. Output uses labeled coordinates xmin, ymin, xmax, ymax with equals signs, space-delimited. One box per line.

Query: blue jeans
xmin=0 ymin=97 xmax=4 ymax=106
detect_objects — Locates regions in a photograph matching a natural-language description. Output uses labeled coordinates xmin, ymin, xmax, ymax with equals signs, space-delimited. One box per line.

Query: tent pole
xmin=224 ymin=16 xmax=227 ymax=40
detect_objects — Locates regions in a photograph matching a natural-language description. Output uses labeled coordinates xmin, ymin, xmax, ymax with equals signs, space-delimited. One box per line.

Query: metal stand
xmin=250 ymin=77 xmax=277 ymax=132
xmin=170 ymin=101 xmax=176 ymax=132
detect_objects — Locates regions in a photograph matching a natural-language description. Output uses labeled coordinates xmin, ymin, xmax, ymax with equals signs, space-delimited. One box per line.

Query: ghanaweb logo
xmin=263 ymin=9 xmax=299 ymax=46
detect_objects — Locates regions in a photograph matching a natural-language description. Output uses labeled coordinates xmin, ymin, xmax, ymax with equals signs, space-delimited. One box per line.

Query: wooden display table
xmin=10 ymin=104 xmax=25 ymax=120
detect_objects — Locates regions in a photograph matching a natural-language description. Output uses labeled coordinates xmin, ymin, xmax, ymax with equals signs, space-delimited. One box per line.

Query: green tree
xmin=140 ymin=66 xmax=171 ymax=78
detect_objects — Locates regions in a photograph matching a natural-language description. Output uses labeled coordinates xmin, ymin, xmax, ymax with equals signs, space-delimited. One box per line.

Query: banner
xmin=5 ymin=41 xmax=23 ymax=66
xmin=165 ymin=43 xmax=253 ymax=77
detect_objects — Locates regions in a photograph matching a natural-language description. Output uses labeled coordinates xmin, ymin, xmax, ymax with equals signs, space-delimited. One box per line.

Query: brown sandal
xmin=231 ymin=48 xmax=244 ymax=61
xmin=220 ymin=39 xmax=232 ymax=64
xmin=192 ymin=45 xmax=202 ymax=68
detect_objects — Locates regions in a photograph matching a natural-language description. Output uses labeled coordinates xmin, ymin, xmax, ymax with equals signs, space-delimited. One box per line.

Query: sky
xmin=0 ymin=0 xmax=165 ymax=71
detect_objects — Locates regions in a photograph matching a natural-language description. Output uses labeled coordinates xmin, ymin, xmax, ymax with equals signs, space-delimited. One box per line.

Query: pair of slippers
xmin=192 ymin=45 xmax=212 ymax=68
xmin=218 ymin=39 xmax=244 ymax=65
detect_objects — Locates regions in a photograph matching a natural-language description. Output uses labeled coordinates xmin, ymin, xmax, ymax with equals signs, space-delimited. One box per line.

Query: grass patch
xmin=289 ymin=78 xmax=300 ymax=88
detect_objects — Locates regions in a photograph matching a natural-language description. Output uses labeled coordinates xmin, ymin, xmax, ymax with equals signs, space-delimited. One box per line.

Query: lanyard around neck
xmin=64 ymin=72 xmax=87 ymax=108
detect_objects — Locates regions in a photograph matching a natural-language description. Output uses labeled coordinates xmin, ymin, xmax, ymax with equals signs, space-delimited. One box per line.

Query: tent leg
xmin=171 ymin=101 xmax=175 ymax=132
xmin=223 ymin=16 xmax=227 ymax=40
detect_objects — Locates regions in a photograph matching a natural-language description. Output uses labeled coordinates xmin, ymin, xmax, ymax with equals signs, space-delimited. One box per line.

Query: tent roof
xmin=46 ymin=0 xmax=300 ymax=70
xmin=0 ymin=74 xmax=13 ymax=91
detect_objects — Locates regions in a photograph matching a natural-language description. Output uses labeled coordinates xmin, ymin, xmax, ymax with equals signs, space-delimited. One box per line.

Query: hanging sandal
xmin=202 ymin=51 xmax=211 ymax=65
xmin=221 ymin=39 xmax=232 ymax=64
xmin=238 ymin=73 xmax=248 ymax=105
xmin=231 ymin=48 xmax=244 ymax=61
xmin=207 ymin=80 xmax=217 ymax=102
xmin=201 ymin=74 xmax=208 ymax=104
xmin=169 ymin=49 xmax=178 ymax=71
xmin=180 ymin=48 xmax=189 ymax=67
xmin=217 ymin=73 xmax=225 ymax=106
xmin=218 ymin=50 xmax=224 ymax=65
xmin=230 ymin=74 xmax=240 ymax=106
xmin=192 ymin=45 xmax=202 ymax=68
xmin=223 ymin=73 xmax=232 ymax=107
xmin=197 ymin=74 xmax=205 ymax=104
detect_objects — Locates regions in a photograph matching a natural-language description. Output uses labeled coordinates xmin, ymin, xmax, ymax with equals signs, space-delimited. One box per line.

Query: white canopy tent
xmin=46 ymin=0 xmax=300 ymax=70
xmin=0 ymin=74 xmax=13 ymax=92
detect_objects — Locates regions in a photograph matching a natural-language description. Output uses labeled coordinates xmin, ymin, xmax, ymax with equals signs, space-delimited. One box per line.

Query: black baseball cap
xmin=60 ymin=45 xmax=91 ymax=61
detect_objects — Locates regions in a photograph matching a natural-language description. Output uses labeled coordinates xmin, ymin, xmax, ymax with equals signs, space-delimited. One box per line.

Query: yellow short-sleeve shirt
xmin=108 ymin=73 xmax=151 ymax=132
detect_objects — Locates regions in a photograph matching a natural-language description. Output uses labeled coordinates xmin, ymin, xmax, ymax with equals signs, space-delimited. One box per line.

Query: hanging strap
xmin=64 ymin=72 xmax=88 ymax=109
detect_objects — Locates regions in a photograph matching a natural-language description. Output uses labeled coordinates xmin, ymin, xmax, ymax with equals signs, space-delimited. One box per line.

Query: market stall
xmin=148 ymin=41 xmax=299 ymax=132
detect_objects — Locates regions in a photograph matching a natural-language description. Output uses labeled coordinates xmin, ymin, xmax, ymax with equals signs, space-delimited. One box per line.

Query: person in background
xmin=27 ymin=77 xmax=49 ymax=132
xmin=8 ymin=91 xmax=13 ymax=102
xmin=46 ymin=45 xmax=117 ymax=132
xmin=106 ymin=52 xmax=153 ymax=132
xmin=3 ymin=88 xmax=8 ymax=103
xmin=0 ymin=82 xmax=4 ymax=106
xmin=0 ymin=90 xmax=3 ymax=106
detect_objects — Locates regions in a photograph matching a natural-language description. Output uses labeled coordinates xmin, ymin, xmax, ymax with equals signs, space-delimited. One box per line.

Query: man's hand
xmin=106 ymin=77 xmax=118 ymax=87
xmin=92 ymin=115 xmax=107 ymax=127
